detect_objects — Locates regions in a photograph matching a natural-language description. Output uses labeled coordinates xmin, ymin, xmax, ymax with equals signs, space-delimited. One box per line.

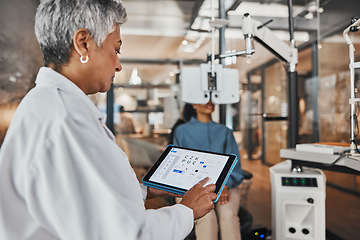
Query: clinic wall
xmin=0 ymin=0 xmax=43 ymax=145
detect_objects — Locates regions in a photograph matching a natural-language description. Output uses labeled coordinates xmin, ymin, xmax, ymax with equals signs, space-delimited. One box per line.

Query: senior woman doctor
xmin=0 ymin=0 xmax=217 ymax=239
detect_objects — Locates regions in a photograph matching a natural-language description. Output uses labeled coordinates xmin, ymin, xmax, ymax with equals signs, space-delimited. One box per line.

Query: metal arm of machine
xmin=241 ymin=13 xmax=298 ymax=69
xmin=208 ymin=13 xmax=298 ymax=69
xmin=240 ymin=11 xmax=299 ymax=150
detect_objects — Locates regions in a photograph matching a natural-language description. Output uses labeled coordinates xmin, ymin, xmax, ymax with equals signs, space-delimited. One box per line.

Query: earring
xmin=80 ymin=55 xmax=89 ymax=63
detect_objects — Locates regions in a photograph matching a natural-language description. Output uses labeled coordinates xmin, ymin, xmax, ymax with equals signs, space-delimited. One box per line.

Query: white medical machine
xmin=181 ymin=63 xmax=239 ymax=104
xmin=270 ymin=160 xmax=326 ymax=240
xmin=274 ymin=17 xmax=360 ymax=240
xmin=180 ymin=0 xmax=242 ymax=105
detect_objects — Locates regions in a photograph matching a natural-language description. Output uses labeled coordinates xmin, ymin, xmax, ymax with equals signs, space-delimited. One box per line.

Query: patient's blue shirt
xmin=173 ymin=117 xmax=244 ymax=188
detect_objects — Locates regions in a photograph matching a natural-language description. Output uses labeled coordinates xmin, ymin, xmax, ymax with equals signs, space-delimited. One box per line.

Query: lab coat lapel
xmin=101 ymin=121 xmax=115 ymax=141
xmin=36 ymin=67 xmax=116 ymax=142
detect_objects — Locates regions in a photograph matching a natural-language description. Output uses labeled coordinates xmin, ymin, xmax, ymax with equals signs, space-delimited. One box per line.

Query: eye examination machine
xmin=277 ymin=17 xmax=360 ymax=240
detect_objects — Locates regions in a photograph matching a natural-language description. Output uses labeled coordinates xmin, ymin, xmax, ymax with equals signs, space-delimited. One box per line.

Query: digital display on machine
xmin=281 ymin=177 xmax=318 ymax=187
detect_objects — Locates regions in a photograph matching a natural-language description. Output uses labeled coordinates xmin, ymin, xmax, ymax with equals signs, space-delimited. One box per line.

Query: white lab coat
xmin=0 ymin=67 xmax=193 ymax=240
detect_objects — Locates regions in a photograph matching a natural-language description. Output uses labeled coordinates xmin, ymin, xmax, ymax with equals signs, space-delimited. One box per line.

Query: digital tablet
xmin=142 ymin=145 xmax=238 ymax=203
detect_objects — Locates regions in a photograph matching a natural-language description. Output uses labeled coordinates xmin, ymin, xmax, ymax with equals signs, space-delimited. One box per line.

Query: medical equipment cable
xmin=354 ymin=99 xmax=360 ymax=153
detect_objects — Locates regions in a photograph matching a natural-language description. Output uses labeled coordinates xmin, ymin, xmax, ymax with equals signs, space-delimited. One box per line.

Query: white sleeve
xmin=23 ymin=116 xmax=193 ymax=240
xmin=140 ymin=204 xmax=194 ymax=240
xmin=140 ymin=183 xmax=148 ymax=201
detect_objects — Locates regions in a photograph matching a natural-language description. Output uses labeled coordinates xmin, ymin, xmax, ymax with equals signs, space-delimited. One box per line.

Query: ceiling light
xmin=272 ymin=30 xmax=310 ymax=42
xmin=191 ymin=17 xmax=212 ymax=32
xmin=178 ymin=42 xmax=199 ymax=53
xmin=184 ymin=30 xmax=201 ymax=41
xmin=304 ymin=12 xmax=314 ymax=19
xmin=8 ymin=76 xmax=16 ymax=83
xmin=225 ymin=28 xmax=309 ymax=42
xmin=179 ymin=31 xmax=209 ymax=53
xmin=181 ymin=40 xmax=188 ymax=45
xmin=229 ymin=2 xmax=291 ymax=18
xmin=198 ymin=0 xmax=218 ymax=18
xmin=191 ymin=17 xmax=202 ymax=30
xmin=200 ymin=19 xmax=211 ymax=31
xmin=307 ymin=2 xmax=318 ymax=13
xmin=121 ymin=28 xmax=187 ymax=37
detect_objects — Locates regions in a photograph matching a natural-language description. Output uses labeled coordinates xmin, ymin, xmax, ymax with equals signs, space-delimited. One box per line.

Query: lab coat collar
xmin=35 ymin=67 xmax=105 ymax=122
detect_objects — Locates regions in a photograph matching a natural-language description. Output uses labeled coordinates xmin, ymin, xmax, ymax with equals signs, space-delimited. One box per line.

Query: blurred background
xmin=1 ymin=0 xmax=360 ymax=239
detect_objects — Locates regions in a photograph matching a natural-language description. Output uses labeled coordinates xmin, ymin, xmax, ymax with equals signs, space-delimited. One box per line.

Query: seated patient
xmin=168 ymin=103 xmax=197 ymax=145
xmin=174 ymin=100 xmax=244 ymax=240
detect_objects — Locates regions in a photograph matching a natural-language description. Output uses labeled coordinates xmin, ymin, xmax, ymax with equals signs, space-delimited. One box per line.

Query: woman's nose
xmin=116 ymin=58 xmax=122 ymax=72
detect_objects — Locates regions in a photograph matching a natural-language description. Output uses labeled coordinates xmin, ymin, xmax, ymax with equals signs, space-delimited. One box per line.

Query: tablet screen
xmin=149 ymin=146 xmax=228 ymax=189
xmin=143 ymin=146 xmax=237 ymax=199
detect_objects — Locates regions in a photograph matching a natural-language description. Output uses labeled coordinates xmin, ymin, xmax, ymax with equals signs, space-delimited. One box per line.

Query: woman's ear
xmin=72 ymin=28 xmax=92 ymax=58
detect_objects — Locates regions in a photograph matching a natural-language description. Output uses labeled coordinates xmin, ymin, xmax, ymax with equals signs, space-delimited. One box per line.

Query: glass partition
xmin=317 ymin=33 xmax=360 ymax=197
xmin=317 ymin=35 xmax=360 ymax=143
xmin=263 ymin=62 xmax=288 ymax=165
xmin=239 ymin=71 xmax=262 ymax=160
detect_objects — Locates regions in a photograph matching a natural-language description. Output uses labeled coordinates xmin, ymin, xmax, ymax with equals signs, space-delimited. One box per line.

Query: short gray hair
xmin=35 ymin=0 xmax=127 ymax=66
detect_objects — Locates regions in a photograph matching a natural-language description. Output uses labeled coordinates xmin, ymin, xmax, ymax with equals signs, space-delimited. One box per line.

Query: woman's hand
xmin=180 ymin=177 xmax=217 ymax=220
xmin=218 ymin=186 xmax=231 ymax=205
